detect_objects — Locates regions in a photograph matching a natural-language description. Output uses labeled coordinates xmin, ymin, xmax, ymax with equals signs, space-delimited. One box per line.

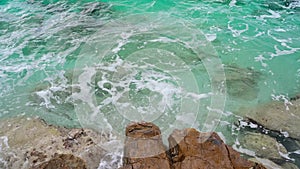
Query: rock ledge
xmin=120 ymin=122 xmax=266 ymax=169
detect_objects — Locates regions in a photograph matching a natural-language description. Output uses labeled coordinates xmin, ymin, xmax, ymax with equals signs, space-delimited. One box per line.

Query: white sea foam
xmin=227 ymin=20 xmax=249 ymax=37
xmin=205 ymin=34 xmax=217 ymax=42
xmin=238 ymin=120 xmax=258 ymax=129
xmin=185 ymin=92 xmax=212 ymax=102
xmin=288 ymin=0 xmax=300 ymax=8
xmin=229 ymin=0 xmax=236 ymax=7
xmin=0 ymin=136 xmax=9 ymax=168
xmin=267 ymin=30 xmax=291 ymax=44
xmin=148 ymin=37 xmax=177 ymax=43
xmin=270 ymin=44 xmax=300 ymax=58
xmin=95 ymin=57 xmax=182 ymax=120
xmin=232 ymin=144 xmax=256 ymax=157
xmin=279 ymin=151 xmax=295 ymax=161
xmin=98 ymin=151 xmax=123 ymax=169
xmin=274 ymin=28 xmax=286 ymax=32
xmin=292 ymin=149 xmax=300 ymax=155
xmin=0 ymin=136 xmax=9 ymax=152
xmin=254 ymin=55 xmax=268 ymax=67
xmin=271 ymin=94 xmax=293 ymax=110
xmin=36 ymin=90 xmax=55 ymax=109
xmin=112 ymin=32 xmax=133 ymax=53
xmin=257 ymin=10 xmax=281 ymax=20
xmin=280 ymin=131 xmax=289 ymax=137
xmin=254 ymin=31 xmax=265 ymax=37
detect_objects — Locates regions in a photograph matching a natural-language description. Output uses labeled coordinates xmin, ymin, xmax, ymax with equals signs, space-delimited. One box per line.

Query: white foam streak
xmin=227 ymin=21 xmax=248 ymax=37
xmin=185 ymin=92 xmax=212 ymax=101
xmin=36 ymin=90 xmax=55 ymax=109
xmin=72 ymin=67 xmax=98 ymax=114
xmin=270 ymin=45 xmax=300 ymax=58
xmin=232 ymin=144 xmax=256 ymax=157
xmin=205 ymin=34 xmax=217 ymax=42
xmin=112 ymin=32 xmax=133 ymax=53
xmin=229 ymin=0 xmax=236 ymax=7
xmin=98 ymin=151 xmax=123 ymax=169
xmin=279 ymin=151 xmax=294 ymax=161
xmin=292 ymin=149 xmax=300 ymax=155
xmin=149 ymin=37 xmax=177 ymax=43
xmin=258 ymin=10 xmax=281 ymax=20
xmin=254 ymin=55 xmax=268 ymax=67
xmin=271 ymin=94 xmax=293 ymax=110
xmin=0 ymin=136 xmax=9 ymax=152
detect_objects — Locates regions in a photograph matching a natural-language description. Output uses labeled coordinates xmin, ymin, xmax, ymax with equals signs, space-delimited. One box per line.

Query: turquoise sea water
xmin=0 ymin=0 xmax=300 ymax=167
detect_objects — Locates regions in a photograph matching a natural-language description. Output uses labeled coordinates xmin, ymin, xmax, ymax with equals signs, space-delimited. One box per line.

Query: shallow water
xmin=0 ymin=0 xmax=300 ymax=168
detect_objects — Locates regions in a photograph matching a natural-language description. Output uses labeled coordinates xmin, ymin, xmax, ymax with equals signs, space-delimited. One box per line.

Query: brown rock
xmin=121 ymin=122 xmax=172 ymax=169
xmin=168 ymin=128 xmax=266 ymax=169
xmin=32 ymin=154 xmax=87 ymax=169
xmin=119 ymin=122 xmax=267 ymax=169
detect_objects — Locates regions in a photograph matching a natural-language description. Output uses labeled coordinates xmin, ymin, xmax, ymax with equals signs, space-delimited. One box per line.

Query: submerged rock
xmin=238 ymin=132 xmax=288 ymax=162
xmin=224 ymin=65 xmax=260 ymax=100
xmin=244 ymin=99 xmax=300 ymax=140
xmin=168 ymin=128 xmax=266 ymax=169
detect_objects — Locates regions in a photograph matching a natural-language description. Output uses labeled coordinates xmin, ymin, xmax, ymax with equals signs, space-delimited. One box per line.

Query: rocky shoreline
xmin=0 ymin=97 xmax=299 ymax=169
xmin=121 ymin=122 xmax=266 ymax=169
xmin=0 ymin=117 xmax=109 ymax=169
xmin=236 ymin=97 xmax=300 ymax=168
xmin=0 ymin=119 xmax=266 ymax=169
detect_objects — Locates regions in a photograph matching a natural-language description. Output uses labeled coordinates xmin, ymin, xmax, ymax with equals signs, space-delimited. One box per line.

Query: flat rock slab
xmin=244 ymin=99 xmax=300 ymax=140
xmin=238 ymin=132 xmax=288 ymax=161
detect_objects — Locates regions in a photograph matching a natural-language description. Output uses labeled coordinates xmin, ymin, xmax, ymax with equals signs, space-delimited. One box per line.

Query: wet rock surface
xmin=32 ymin=154 xmax=87 ymax=169
xmin=282 ymin=162 xmax=300 ymax=169
xmin=244 ymin=99 xmax=300 ymax=140
xmin=120 ymin=122 xmax=266 ymax=169
xmin=235 ymin=118 xmax=300 ymax=168
xmin=236 ymin=95 xmax=300 ymax=168
xmin=249 ymin=157 xmax=284 ymax=169
xmin=238 ymin=132 xmax=288 ymax=162
xmin=0 ymin=117 xmax=107 ymax=169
